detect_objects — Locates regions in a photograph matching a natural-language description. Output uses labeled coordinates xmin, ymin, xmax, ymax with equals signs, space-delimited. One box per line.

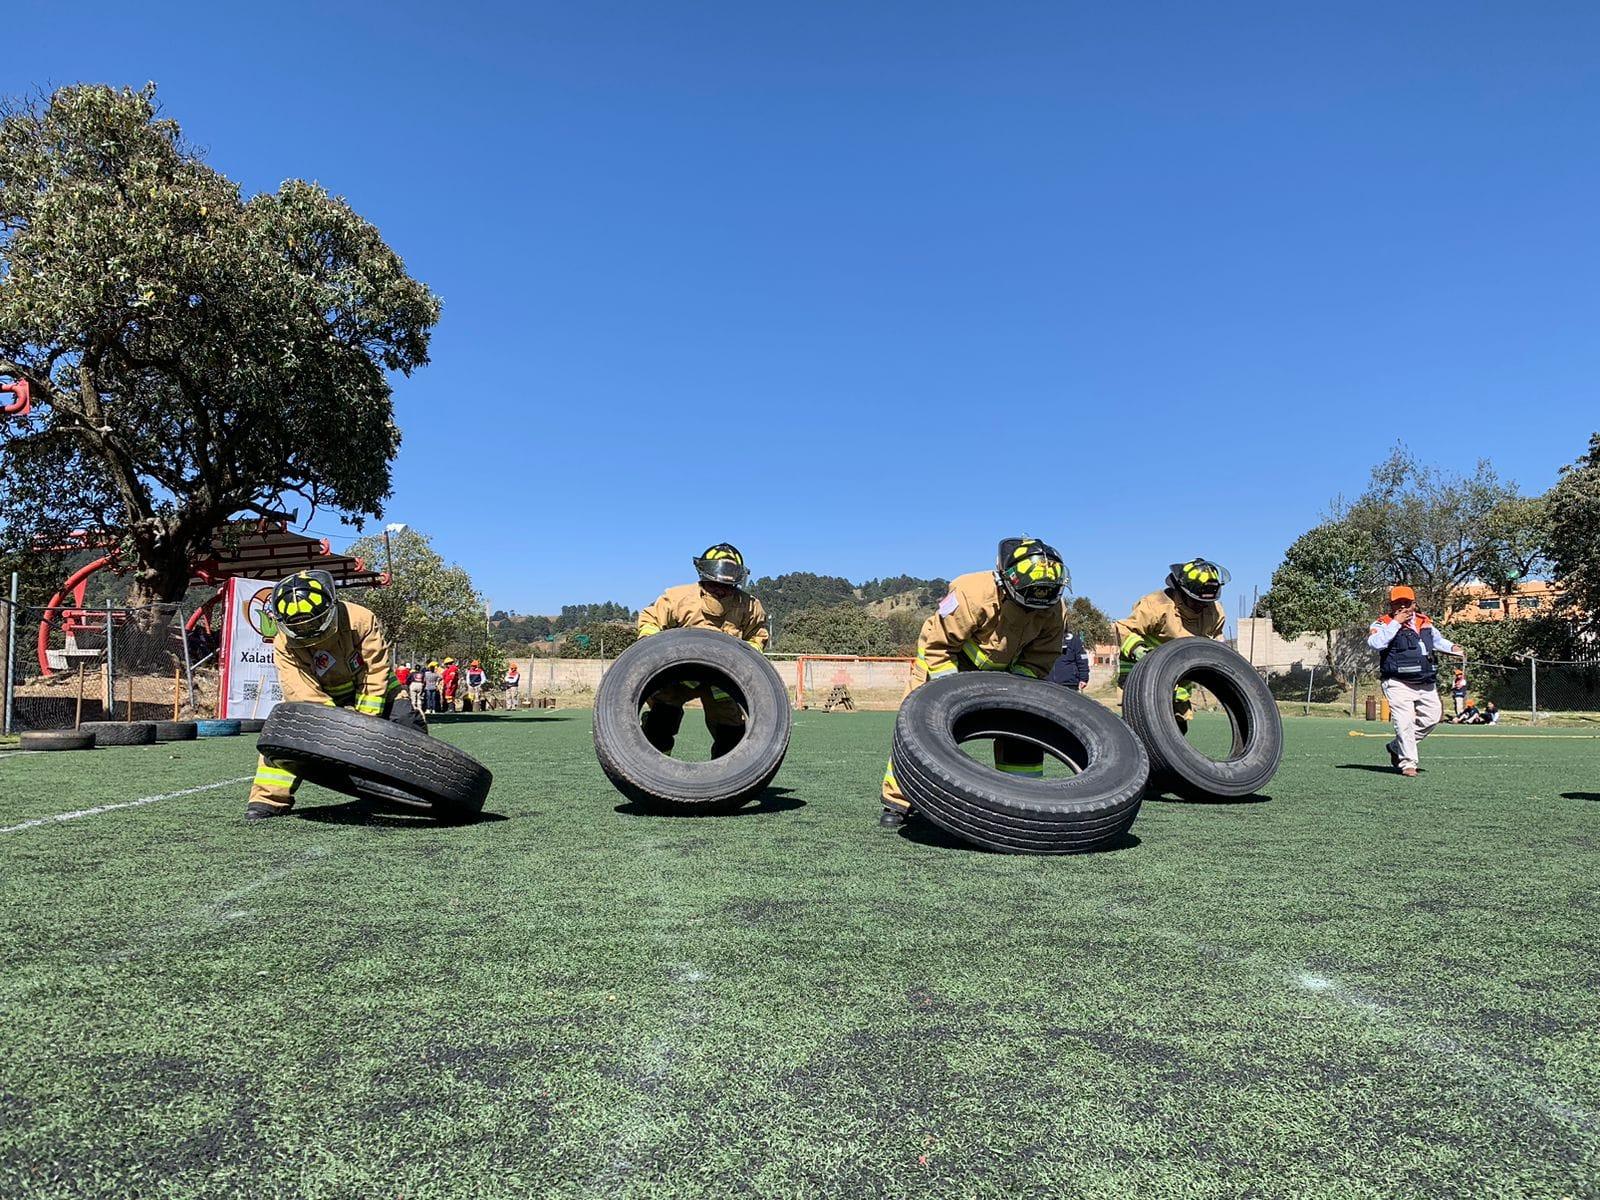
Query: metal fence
xmin=2 ymin=591 xmax=223 ymax=733
xmin=1255 ymin=655 xmax=1600 ymax=724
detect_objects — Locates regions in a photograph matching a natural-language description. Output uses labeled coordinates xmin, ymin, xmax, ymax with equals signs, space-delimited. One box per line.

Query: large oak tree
xmin=0 ymin=84 xmax=439 ymax=602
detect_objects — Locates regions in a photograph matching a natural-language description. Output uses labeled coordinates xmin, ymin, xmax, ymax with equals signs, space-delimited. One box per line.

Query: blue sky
xmin=14 ymin=2 xmax=1600 ymax=624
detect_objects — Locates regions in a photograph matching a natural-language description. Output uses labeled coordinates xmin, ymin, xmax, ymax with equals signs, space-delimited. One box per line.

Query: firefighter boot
xmin=709 ymin=723 xmax=744 ymax=760
xmin=641 ymin=703 xmax=684 ymax=755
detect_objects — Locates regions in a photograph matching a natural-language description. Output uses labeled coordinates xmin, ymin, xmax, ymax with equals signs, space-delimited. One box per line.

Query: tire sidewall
xmin=593 ymin=629 xmax=791 ymax=805
xmin=1124 ymin=639 xmax=1283 ymax=797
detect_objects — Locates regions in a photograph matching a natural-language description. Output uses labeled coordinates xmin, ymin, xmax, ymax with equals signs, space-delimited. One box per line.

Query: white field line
xmin=0 ymin=777 xmax=252 ymax=834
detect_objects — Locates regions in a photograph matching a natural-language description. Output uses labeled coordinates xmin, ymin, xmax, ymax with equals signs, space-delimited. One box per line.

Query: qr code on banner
xmin=242 ymin=681 xmax=260 ymax=701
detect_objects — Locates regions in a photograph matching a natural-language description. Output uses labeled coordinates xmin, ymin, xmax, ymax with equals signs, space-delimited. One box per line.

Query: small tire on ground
xmin=78 ymin=721 xmax=157 ymax=747
xmin=153 ymin=721 xmax=198 ymax=741
xmin=1122 ymin=639 xmax=1283 ymax=800
xmin=236 ymin=718 xmax=267 ymax=734
xmin=891 ymin=673 xmax=1149 ymax=854
xmin=593 ymin=628 xmax=791 ymax=813
xmin=195 ymin=719 xmax=242 ymax=738
xmin=257 ymin=702 xmax=492 ymax=816
xmin=20 ymin=730 xmax=95 ymax=751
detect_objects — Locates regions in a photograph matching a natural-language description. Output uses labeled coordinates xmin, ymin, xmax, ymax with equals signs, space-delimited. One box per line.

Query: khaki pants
xmin=1382 ymin=678 xmax=1442 ymax=771
xmin=880 ymin=662 xmax=1043 ymax=812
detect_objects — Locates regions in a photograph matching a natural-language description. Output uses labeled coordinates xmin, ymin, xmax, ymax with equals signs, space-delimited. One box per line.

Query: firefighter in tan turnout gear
xmin=636 ymin=544 xmax=770 ymax=759
xmin=880 ymin=538 xmax=1068 ymax=829
xmin=245 ymin=570 xmax=425 ymax=820
xmin=1114 ymin=557 xmax=1229 ymax=726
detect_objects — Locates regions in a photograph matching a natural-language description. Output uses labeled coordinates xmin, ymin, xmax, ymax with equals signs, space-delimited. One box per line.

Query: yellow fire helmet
xmin=270 ymin=570 xmax=338 ymax=642
xmin=996 ymin=538 xmax=1069 ymax=609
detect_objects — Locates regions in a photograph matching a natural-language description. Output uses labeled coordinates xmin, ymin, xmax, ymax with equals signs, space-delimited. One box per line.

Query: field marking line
xmin=0 ymin=776 xmax=252 ymax=834
xmin=1346 ymin=730 xmax=1600 ymax=740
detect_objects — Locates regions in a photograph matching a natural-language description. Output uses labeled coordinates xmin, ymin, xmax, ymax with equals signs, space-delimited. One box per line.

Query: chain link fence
xmin=1254 ymin=655 xmax=1600 ymax=724
xmin=2 ymin=596 xmax=223 ymax=733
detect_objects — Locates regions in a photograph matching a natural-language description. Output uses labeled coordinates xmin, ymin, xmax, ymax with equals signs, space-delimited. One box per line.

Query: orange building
xmin=1447 ymin=580 xmax=1559 ymax=623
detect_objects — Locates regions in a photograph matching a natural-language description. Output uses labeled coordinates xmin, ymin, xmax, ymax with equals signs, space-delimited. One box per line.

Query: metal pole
xmin=1530 ymin=656 xmax=1538 ymax=725
xmin=1350 ymin=668 xmax=1359 ymax=718
xmin=1305 ymin=664 xmax=1315 ymax=715
xmin=105 ymin=601 xmax=115 ymax=715
xmin=1248 ymin=587 xmax=1259 ymax=666
xmin=180 ymin=612 xmax=196 ymax=713
xmin=3 ymin=572 xmax=17 ymax=736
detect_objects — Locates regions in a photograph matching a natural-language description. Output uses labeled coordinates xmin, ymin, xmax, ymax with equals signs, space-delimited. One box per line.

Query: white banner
xmin=219 ymin=576 xmax=282 ymax=719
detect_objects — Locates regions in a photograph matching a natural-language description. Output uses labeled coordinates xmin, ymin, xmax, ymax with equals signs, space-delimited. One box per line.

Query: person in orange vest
xmin=1367 ymin=584 xmax=1465 ymax=777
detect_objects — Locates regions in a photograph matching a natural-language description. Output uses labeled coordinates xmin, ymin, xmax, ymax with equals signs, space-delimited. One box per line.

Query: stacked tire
xmin=890 ymin=674 xmax=1148 ymax=854
xmin=79 ymin=721 xmax=157 ymax=747
xmin=1122 ymin=639 xmax=1283 ymax=800
xmin=593 ymin=629 xmax=791 ymax=813
xmin=257 ymin=703 xmax=492 ymax=819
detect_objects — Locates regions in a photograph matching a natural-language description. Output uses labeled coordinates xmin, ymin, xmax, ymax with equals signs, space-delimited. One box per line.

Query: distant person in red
xmin=395 ymin=662 xmax=412 ymax=688
xmin=440 ymin=657 xmax=460 ymax=711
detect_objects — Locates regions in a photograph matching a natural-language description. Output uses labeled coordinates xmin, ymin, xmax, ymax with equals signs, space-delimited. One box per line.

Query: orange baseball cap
xmin=1389 ymin=585 xmax=1415 ymax=603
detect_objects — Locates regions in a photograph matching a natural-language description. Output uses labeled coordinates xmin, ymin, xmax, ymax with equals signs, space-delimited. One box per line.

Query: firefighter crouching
xmin=1113 ymin=557 xmax=1228 ymax=726
xmin=246 ymin=570 xmax=426 ymax=820
xmin=880 ymin=538 xmax=1067 ymax=829
xmin=635 ymin=543 xmax=770 ymax=759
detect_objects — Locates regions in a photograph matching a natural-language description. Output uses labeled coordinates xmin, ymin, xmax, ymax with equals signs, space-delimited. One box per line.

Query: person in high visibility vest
xmin=635 ymin=543 xmax=769 ymax=758
xmin=503 ymin=662 xmax=521 ymax=709
xmin=246 ymin=570 xmax=424 ymax=820
xmin=1113 ymin=558 xmax=1229 ymax=726
xmin=879 ymin=538 xmax=1067 ymax=829
xmin=1368 ymin=584 xmax=1464 ymax=776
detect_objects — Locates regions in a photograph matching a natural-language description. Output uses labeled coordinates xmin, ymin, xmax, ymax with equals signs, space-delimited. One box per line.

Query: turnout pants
xmin=1382 ymin=678 xmax=1442 ymax=771
xmin=248 ymin=696 xmax=428 ymax=813
xmin=642 ymin=682 xmax=745 ymax=759
xmin=880 ymin=661 xmax=1044 ymax=813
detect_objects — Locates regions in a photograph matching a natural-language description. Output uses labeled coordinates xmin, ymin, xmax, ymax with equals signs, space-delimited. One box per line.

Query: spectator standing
xmin=440 ymin=658 xmax=460 ymax=712
xmin=504 ymin=662 xmax=522 ymax=709
xmin=1451 ymin=668 xmax=1467 ymax=718
xmin=465 ymin=660 xmax=486 ymax=708
xmin=407 ymin=663 xmax=426 ymax=713
xmin=423 ymin=660 xmax=442 ymax=712
xmin=1368 ymin=585 xmax=1465 ymax=777
xmin=1048 ymin=629 xmax=1092 ymax=691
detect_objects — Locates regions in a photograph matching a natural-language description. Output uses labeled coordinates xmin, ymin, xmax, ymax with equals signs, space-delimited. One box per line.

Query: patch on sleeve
xmin=937 ymin=592 xmax=959 ymax=618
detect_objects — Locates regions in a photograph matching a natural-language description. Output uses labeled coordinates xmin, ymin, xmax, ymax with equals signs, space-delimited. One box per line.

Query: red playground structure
xmin=34 ymin=519 xmax=387 ymax=676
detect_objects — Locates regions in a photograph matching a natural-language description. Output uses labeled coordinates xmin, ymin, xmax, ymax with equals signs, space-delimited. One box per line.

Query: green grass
xmin=1 ymin=712 xmax=1596 ymax=1199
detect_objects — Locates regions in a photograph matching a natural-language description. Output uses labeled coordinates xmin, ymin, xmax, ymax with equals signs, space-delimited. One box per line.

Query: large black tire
xmin=1122 ymin=639 xmax=1283 ymax=800
xmin=257 ymin=702 xmax=492 ymax=816
xmin=20 ymin=731 xmax=94 ymax=751
xmin=891 ymin=674 xmax=1149 ymax=854
xmin=153 ymin=721 xmax=198 ymax=742
xmin=593 ymin=628 xmax=791 ymax=813
xmin=80 ymin=721 xmax=156 ymax=747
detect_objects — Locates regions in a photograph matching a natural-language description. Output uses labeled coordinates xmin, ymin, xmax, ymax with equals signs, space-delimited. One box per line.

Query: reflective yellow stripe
xmin=327 ymin=680 xmax=356 ymax=694
xmin=961 ymin=640 xmax=1005 ymax=671
xmin=253 ymin=766 xmax=297 ymax=786
xmin=355 ymin=695 xmax=384 ymax=714
xmin=638 ymin=623 xmax=661 ymax=637
xmin=709 ymin=687 xmax=732 ymax=702
xmin=1009 ymin=664 xmax=1042 ymax=679
xmin=995 ymin=762 xmax=1045 ymax=775
xmin=1119 ymin=634 xmax=1147 ymax=659
xmin=916 ymin=649 xmax=958 ymax=678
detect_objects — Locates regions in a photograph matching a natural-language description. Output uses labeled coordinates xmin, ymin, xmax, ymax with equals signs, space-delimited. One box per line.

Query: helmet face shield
xmin=997 ymin=537 xmax=1069 ymax=610
xmin=1169 ymin=559 xmax=1230 ymax=604
xmin=271 ymin=570 xmax=338 ymax=642
xmin=694 ymin=543 xmax=749 ymax=587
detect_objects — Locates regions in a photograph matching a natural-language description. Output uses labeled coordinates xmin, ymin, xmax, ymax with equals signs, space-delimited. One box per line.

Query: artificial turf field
xmin=1 ymin=711 xmax=1596 ymax=1200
